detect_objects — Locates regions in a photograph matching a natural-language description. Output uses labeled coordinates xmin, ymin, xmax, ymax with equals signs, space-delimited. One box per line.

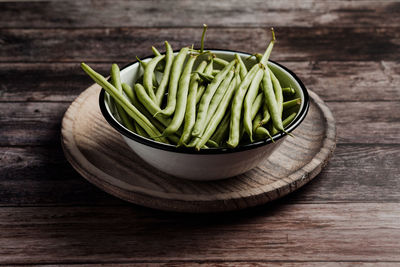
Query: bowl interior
xmin=101 ymin=49 xmax=308 ymax=153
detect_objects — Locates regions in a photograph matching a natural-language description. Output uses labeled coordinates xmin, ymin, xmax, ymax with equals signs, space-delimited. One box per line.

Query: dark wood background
xmin=1 ymin=0 xmax=400 ymax=265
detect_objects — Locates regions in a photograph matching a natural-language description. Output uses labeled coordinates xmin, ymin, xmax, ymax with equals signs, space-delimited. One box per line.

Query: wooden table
xmin=1 ymin=1 xmax=399 ymax=265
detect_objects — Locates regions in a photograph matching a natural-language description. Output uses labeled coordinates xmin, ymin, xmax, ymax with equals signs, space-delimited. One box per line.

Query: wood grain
xmin=0 ymin=102 xmax=69 ymax=146
xmin=1 ymin=0 xmax=399 ymax=264
xmin=60 ymin=84 xmax=336 ymax=212
xmin=0 ymin=146 xmax=125 ymax=206
xmin=26 ymin=263 xmax=399 ymax=267
xmin=0 ymin=203 xmax=398 ymax=264
xmin=1 ymin=0 xmax=399 ymax=28
xmin=288 ymin=144 xmax=400 ymax=203
xmin=2 ymin=61 xmax=400 ymax=102
xmin=1 ymin=144 xmax=399 ymax=206
xmin=331 ymin=101 xmax=400 ymax=144
xmin=1 ymin=27 xmax=400 ymax=62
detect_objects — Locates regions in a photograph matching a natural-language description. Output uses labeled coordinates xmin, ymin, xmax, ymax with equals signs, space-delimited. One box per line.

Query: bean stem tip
xmin=270 ymin=27 xmax=276 ymax=42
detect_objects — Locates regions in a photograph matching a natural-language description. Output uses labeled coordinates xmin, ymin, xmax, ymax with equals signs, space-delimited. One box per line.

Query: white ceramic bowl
xmin=99 ymin=50 xmax=309 ymax=181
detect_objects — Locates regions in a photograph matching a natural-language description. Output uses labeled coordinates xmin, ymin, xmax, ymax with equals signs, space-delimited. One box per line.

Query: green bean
xmin=184 ymin=136 xmax=199 ymax=147
xmin=104 ymin=84 xmax=115 ymax=117
xmin=122 ymin=83 xmax=179 ymax=143
xmin=195 ymin=72 xmax=238 ymax=150
xmin=134 ymin=83 xmax=176 ymax=130
xmin=112 ymin=102 xmax=134 ymax=132
xmin=81 ymin=63 xmax=167 ymax=143
xmin=196 ymin=71 xmax=214 ymax=83
xmin=255 ymin=126 xmax=273 ymax=140
xmin=130 ymin=120 xmax=137 ymax=132
xmin=192 ymin=60 xmax=236 ymax=137
xmin=269 ymin=68 xmax=283 ymax=115
xmin=152 ymin=46 xmax=161 ymax=56
xmin=200 ymin=24 xmax=208 ymax=53
xmin=159 ymin=47 xmax=189 ymax=116
xmin=206 ymin=139 xmax=219 ymax=148
xmin=239 ymin=92 xmax=263 ymax=141
xmin=136 ymin=56 xmax=147 ymax=69
xmin=235 ymin=54 xmax=248 ymax=80
xmin=250 ymin=93 xmax=264 ymax=119
xmin=179 ymin=60 xmax=207 ymax=145
xmin=252 ymin=112 xmax=264 ymax=133
xmin=245 ymin=53 xmax=262 ymax=62
xmin=196 ymin=59 xmax=213 ymax=104
xmin=283 ymin=112 xmax=297 ymax=127
xmin=253 ymin=112 xmax=272 ymax=140
xmin=165 ymin=132 xmax=180 ymax=145
xmin=282 ymin=86 xmax=296 ymax=95
xmin=243 ymin=67 xmax=264 ymax=141
xmin=122 ymin=82 xmax=135 ymax=102
xmin=211 ymin=69 xmax=220 ymax=76
xmin=204 ymin=70 xmax=235 ymax=129
xmin=135 ymin=122 xmax=149 ymax=138
xmin=136 ymin=57 xmax=158 ymax=86
xmin=261 ymin=66 xmax=284 ymax=132
xmin=155 ymin=41 xmax=175 ymax=106
xmin=192 ymin=71 xmax=239 ymax=148
xmin=283 ymin=98 xmax=301 ymax=110
xmin=135 ymin=83 xmax=163 ymax=116
xmin=162 ymin=55 xmax=197 ymax=136
xmin=227 ymin=29 xmax=276 ymax=147
xmin=151 ymin=46 xmax=166 ymax=72
xmin=255 ymin=53 xmax=262 ymax=63
xmin=123 ymin=84 xmax=150 ymax=115
xmin=138 ymin=114 xmax=177 ymax=144
xmin=252 ymin=28 xmax=276 ymax=130
xmin=226 ymin=64 xmax=259 ymax=148
xmin=110 ymin=64 xmax=135 ymax=132
xmin=123 ymin=83 xmax=164 ymax=126
xmin=258 ymin=101 xmax=271 ymax=127
xmin=271 ymin=112 xmax=297 ymax=135
xmin=259 ymin=28 xmax=276 ymax=65
xmin=210 ymin=117 xmax=229 ymax=146
xmin=257 ymin=67 xmax=273 ymax=130
xmin=268 ymin=68 xmax=283 ymax=134
xmin=124 ymin=84 xmax=161 ymax=133
xmin=214 ymin=57 xmax=229 ymax=67
xmin=196 ymin=85 xmax=206 ymax=105
xmin=143 ymin=54 xmax=164 ymax=101
xmin=110 ymin=64 xmax=122 ymax=92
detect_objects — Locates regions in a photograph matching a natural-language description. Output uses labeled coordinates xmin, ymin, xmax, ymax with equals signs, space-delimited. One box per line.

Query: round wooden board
xmin=61 ymin=84 xmax=336 ymax=213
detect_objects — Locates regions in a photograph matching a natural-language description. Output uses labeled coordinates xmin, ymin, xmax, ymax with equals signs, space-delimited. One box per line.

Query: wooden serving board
xmin=61 ymin=84 xmax=336 ymax=213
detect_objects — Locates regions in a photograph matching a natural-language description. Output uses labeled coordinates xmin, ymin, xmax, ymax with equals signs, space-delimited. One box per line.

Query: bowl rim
xmin=99 ymin=49 xmax=310 ymax=154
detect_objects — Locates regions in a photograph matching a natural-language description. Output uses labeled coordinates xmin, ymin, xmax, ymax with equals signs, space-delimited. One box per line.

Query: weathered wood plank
xmin=330 ymin=101 xmax=400 ymax=144
xmin=0 ymin=204 xmax=398 ymax=264
xmin=2 ymin=61 xmax=400 ymax=102
xmin=0 ymin=0 xmax=399 ymax=28
xmin=14 ymin=263 xmax=400 ymax=266
xmin=1 ymin=27 xmax=399 ymax=62
xmin=287 ymin=144 xmax=400 ymax=203
xmin=0 ymin=63 xmax=98 ymax=102
xmin=1 ymin=145 xmax=399 ymax=206
xmin=0 ymin=146 xmax=125 ymax=206
xmin=12 ymin=259 xmax=399 ymax=267
xmin=0 ymin=102 xmax=70 ymax=146
xmin=1 ymin=101 xmax=399 ymax=146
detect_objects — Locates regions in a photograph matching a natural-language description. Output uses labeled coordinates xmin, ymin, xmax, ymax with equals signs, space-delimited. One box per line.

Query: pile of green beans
xmin=81 ymin=27 xmax=301 ymax=150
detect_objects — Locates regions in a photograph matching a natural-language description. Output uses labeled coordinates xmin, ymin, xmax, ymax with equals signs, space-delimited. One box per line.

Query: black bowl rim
xmin=99 ymin=49 xmax=310 ymax=154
